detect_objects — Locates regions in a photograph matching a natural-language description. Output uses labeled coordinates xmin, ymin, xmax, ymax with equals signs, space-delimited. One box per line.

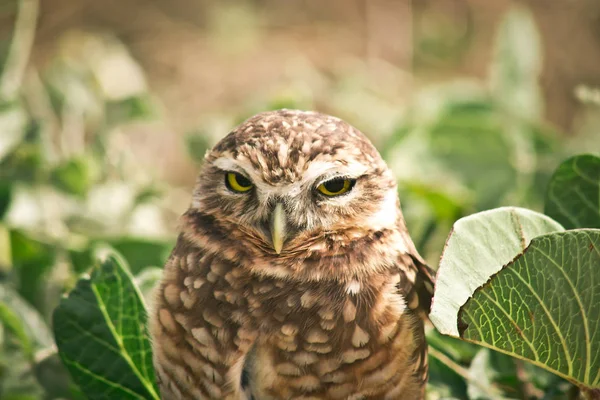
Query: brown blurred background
xmin=6 ymin=0 xmax=598 ymax=186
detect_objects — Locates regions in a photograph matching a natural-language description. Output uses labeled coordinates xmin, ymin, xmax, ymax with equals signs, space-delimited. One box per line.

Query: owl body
xmin=150 ymin=110 xmax=434 ymax=400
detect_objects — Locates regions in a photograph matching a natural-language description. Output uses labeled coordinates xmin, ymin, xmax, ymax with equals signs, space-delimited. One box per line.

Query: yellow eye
xmin=317 ymin=178 xmax=355 ymax=197
xmin=225 ymin=172 xmax=253 ymax=192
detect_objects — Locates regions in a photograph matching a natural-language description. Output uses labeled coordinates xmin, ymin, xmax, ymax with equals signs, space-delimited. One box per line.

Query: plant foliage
xmin=1 ymin=1 xmax=599 ymax=399
xmin=53 ymin=249 xmax=159 ymax=400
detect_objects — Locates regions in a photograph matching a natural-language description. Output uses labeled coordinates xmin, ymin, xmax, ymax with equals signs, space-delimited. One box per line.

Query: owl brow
xmin=314 ymin=172 xmax=363 ymax=187
xmin=212 ymin=157 xmax=254 ymax=178
xmin=303 ymin=160 xmax=369 ymax=185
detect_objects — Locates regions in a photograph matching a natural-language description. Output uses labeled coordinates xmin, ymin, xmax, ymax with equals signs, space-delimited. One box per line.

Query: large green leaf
xmin=545 ymin=154 xmax=600 ymax=230
xmin=458 ymin=230 xmax=600 ymax=390
xmin=430 ymin=207 xmax=564 ymax=336
xmin=53 ymin=248 xmax=159 ymax=400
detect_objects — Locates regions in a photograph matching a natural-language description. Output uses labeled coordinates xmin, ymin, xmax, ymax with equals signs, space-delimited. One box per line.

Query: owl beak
xmin=270 ymin=203 xmax=287 ymax=254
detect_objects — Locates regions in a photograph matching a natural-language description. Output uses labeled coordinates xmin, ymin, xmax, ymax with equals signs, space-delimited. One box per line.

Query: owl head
xmin=190 ymin=110 xmax=402 ymax=263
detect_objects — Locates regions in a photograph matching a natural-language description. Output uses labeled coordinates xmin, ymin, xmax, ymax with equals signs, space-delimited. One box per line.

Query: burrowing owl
xmin=150 ymin=109 xmax=435 ymax=399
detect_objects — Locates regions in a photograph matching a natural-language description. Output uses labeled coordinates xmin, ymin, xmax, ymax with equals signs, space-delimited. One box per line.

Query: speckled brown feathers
xmin=150 ymin=110 xmax=434 ymax=399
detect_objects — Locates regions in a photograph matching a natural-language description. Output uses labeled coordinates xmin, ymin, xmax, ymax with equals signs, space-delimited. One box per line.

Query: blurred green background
xmin=0 ymin=0 xmax=599 ymax=398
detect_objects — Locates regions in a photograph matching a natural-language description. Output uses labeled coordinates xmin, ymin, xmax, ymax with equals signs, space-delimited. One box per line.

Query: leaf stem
xmin=428 ymin=346 xmax=502 ymax=398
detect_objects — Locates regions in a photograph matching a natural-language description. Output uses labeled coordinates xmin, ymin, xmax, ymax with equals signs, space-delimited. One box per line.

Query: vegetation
xmin=0 ymin=1 xmax=598 ymax=399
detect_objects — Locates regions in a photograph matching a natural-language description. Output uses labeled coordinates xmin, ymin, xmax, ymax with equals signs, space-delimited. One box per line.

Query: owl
xmin=150 ymin=109 xmax=435 ymax=400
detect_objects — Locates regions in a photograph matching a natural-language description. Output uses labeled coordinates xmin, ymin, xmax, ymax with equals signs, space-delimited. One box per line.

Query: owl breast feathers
xmin=150 ymin=109 xmax=435 ymax=400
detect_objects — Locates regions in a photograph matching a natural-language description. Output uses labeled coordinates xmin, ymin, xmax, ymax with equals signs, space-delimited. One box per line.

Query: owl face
xmin=191 ymin=110 xmax=399 ymax=255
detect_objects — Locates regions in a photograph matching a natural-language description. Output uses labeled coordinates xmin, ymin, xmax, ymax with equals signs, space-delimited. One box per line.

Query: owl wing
xmin=395 ymin=216 xmax=436 ymax=319
xmin=397 ymin=252 xmax=435 ymax=319
xmin=395 ymin=239 xmax=435 ymax=395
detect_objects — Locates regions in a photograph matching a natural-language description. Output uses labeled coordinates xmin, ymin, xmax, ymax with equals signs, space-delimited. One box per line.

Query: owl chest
xmin=240 ymin=278 xmax=420 ymax=399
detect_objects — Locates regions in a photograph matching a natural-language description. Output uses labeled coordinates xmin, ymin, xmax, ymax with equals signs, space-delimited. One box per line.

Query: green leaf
xmin=428 ymin=108 xmax=518 ymax=209
xmin=0 ymin=297 xmax=33 ymax=360
xmin=459 ymin=230 xmax=600 ymax=390
xmin=53 ymin=248 xmax=159 ymax=400
xmin=33 ymin=351 xmax=86 ymax=400
xmin=0 ymin=344 xmax=44 ymax=400
xmin=427 ymin=353 xmax=468 ymax=400
xmin=0 ymin=285 xmax=54 ymax=400
xmin=0 ymin=180 xmax=11 ymax=219
xmin=430 ymin=207 xmax=564 ymax=336
xmin=105 ymin=95 xmax=158 ymax=125
xmin=50 ymin=156 xmax=96 ymax=196
xmin=0 ymin=141 xmax=44 ymax=183
xmin=545 ymin=154 xmax=600 ymax=230
xmin=0 ymin=284 xmax=53 ymax=359
xmin=401 ymin=181 xmax=466 ymax=222
xmin=9 ymin=230 xmax=56 ymax=311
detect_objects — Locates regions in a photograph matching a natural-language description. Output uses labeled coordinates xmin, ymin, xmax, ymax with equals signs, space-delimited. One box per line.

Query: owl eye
xmin=317 ymin=178 xmax=355 ymax=197
xmin=225 ymin=172 xmax=253 ymax=193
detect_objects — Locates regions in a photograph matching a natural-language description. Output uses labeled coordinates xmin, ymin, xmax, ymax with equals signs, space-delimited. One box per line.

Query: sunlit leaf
xmin=430 ymin=207 xmax=564 ymax=336
xmin=545 ymin=154 xmax=600 ymax=229
xmin=53 ymin=248 xmax=159 ymax=399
